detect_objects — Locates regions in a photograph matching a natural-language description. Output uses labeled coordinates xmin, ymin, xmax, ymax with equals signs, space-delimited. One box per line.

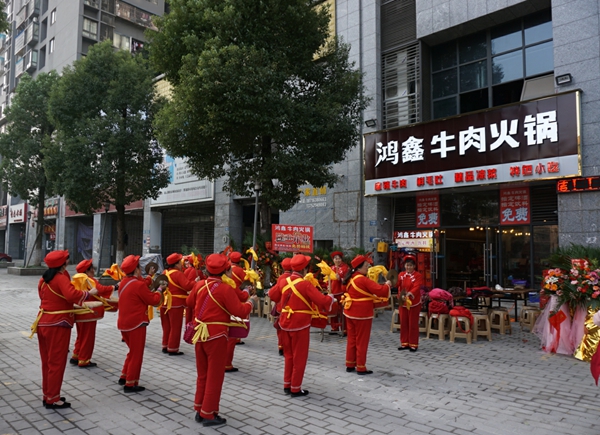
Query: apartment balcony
xmin=15 ymin=57 xmax=24 ymax=78
xmin=14 ymin=31 xmax=25 ymax=56
xmin=25 ymin=50 xmax=37 ymax=73
xmin=25 ymin=22 xmax=39 ymax=47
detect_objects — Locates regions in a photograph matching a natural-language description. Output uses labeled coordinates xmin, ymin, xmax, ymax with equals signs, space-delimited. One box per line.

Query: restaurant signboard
xmin=272 ymin=224 xmax=314 ymax=253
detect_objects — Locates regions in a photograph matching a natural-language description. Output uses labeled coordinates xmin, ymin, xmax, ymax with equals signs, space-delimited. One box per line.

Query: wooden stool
xmin=251 ymin=297 xmax=263 ymax=317
xmin=520 ymin=308 xmax=541 ymax=332
xmin=490 ymin=309 xmax=512 ymax=334
xmin=419 ymin=312 xmax=428 ymax=334
xmin=426 ymin=314 xmax=450 ymax=340
xmin=472 ymin=313 xmax=492 ymax=341
xmin=263 ymin=295 xmax=272 ymax=321
xmin=449 ymin=316 xmax=472 ymax=343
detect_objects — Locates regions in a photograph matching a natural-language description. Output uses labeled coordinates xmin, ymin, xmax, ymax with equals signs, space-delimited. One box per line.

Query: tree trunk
xmin=259 ymin=198 xmax=271 ymax=238
xmin=28 ymin=187 xmax=45 ymax=267
xmin=115 ymin=204 xmax=126 ymax=265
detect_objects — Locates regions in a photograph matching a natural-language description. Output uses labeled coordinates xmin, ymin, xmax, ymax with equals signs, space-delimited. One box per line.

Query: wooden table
xmin=490 ymin=288 xmax=536 ymax=319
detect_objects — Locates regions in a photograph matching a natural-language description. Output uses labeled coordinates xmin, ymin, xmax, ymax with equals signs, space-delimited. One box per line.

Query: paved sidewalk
xmin=1 ymin=268 xmax=599 ymax=435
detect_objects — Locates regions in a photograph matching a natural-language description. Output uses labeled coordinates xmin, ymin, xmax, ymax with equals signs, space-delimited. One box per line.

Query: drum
xmin=74 ymin=301 xmax=104 ymax=323
xmin=105 ymin=297 xmax=119 ymax=313
xmin=312 ymin=300 xmax=338 ymax=328
xmin=310 ymin=315 xmax=328 ymax=329
xmin=373 ymin=299 xmax=390 ymax=309
xmin=229 ymin=318 xmax=250 ymax=339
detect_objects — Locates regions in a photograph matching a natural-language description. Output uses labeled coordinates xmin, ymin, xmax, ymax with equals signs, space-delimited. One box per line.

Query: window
xmin=113 ymin=33 xmax=130 ymax=51
xmin=382 ymin=43 xmax=420 ymax=129
xmin=40 ymin=19 xmax=47 ymax=42
xmin=82 ymin=18 xmax=98 ymax=39
xmin=50 ymin=8 xmax=56 ymax=25
xmin=431 ymin=10 xmax=553 ymax=119
xmin=49 ymin=38 xmax=54 ymax=53
xmin=39 ymin=46 xmax=46 ymax=70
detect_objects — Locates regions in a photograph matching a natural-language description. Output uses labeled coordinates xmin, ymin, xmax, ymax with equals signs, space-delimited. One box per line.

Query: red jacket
xmin=270 ymin=272 xmax=334 ymax=331
xmin=330 ymin=263 xmax=349 ymax=296
xmin=184 ymin=266 xmax=205 ymax=282
xmin=36 ymin=275 xmax=89 ymax=328
xmin=343 ymin=272 xmax=390 ymax=320
xmin=268 ymin=271 xmax=292 ymax=314
xmin=398 ymin=271 xmax=424 ymax=307
xmin=187 ymin=277 xmax=253 ymax=341
xmin=164 ymin=268 xmax=195 ymax=309
xmin=117 ymin=276 xmax=163 ymax=332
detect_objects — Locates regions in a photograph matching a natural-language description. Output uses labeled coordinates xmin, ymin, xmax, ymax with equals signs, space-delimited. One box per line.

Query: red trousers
xmin=38 ymin=326 xmax=71 ymax=404
xmin=225 ymin=337 xmax=237 ymax=370
xmin=120 ymin=326 xmax=147 ymax=387
xmin=195 ymin=336 xmax=228 ymax=420
xmin=281 ymin=327 xmax=310 ymax=393
xmin=160 ymin=306 xmax=184 ymax=353
xmin=345 ymin=317 xmax=373 ymax=372
xmin=399 ymin=306 xmax=420 ymax=348
xmin=276 ymin=328 xmax=284 ymax=351
xmin=72 ymin=321 xmax=97 ymax=366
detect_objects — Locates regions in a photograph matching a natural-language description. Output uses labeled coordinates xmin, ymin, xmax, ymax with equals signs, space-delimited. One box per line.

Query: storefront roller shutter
xmin=393 ymin=196 xmax=416 ymax=229
xmin=381 ymin=0 xmax=416 ymax=53
xmin=530 ymin=184 xmax=558 ymax=224
xmin=161 ymin=203 xmax=215 ymax=257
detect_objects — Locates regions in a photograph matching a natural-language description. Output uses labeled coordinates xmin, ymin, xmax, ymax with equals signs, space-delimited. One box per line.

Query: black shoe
xmin=202 ymin=414 xmax=226 ymax=427
xmin=162 ymin=348 xmax=168 ymax=354
xmin=346 ymin=367 xmax=356 ymax=373
xmin=329 ymin=331 xmax=340 ymax=335
xmin=225 ymin=367 xmax=239 ymax=373
xmin=195 ymin=412 xmax=203 ymax=423
xmin=79 ymin=362 xmax=97 ymax=368
xmin=290 ymin=389 xmax=309 ymax=397
xmin=235 ymin=341 xmax=245 ymax=346
xmin=42 ymin=397 xmax=65 ymax=406
xmin=284 ymin=388 xmax=291 ymax=395
xmin=357 ymin=370 xmax=373 ymax=375
xmin=123 ymin=385 xmax=146 ymax=393
xmin=44 ymin=401 xmax=71 ymax=409
xmin=278 ymin=349 xmax=284 ymax=356
xmin=409 ymin=347 xmax=418 ymax=352
xmin=398 ymin=346 xmax=409 ymax=350
xmin=118 ymin=378 xmax=126 ymax=385
xmin=121 ymin=338 xmax=125 ymax=342
xmin=69 ymin=358 xmax=78 ymax=365
xmin=168 ymin=351 xmax=184 ymax=356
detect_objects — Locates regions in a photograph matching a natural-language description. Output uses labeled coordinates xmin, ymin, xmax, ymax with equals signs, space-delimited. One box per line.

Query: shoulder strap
xmin=165 ymin=269 xmax=185 ymax=291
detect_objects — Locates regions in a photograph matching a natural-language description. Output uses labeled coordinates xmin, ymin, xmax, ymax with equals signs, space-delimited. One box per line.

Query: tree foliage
xmin=46 ymin=41 xmax=170 ymax=262
xmin=148 ymin=0 xmax=367 ymax=217
xmin=0 ymin=72 xmax=60 ymax=265
xmin=0 ymin=2 xmax=9 ymax=35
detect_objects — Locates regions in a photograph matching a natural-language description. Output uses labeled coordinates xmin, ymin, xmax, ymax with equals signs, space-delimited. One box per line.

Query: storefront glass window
xmin=432 ymin=69 xmax=457 ymax=99
xmin=525 ymin=11 xmax=553 ymax=45
xmin=440 ymin=191 xmax=499 ymax=226
xmin=525 ymin=41 xmax=553 ymax=77
xmin=491 ymin=20 xmax=522 ymax=55
xmin=460 ymin=60 xmax=487 ymax=92
xmin=492 ymin=49 xmax=523 ymax=84
xmin=532 ymin=225 xmax=558 ymax=288
xmin=500 ymin=226 xmax=531 ymax=288
xmin=459 ymin=31 xmax=487 ymax=63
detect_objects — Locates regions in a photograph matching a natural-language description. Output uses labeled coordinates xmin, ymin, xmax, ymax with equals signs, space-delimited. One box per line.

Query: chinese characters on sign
xmin=8 ymin=203 xmax=26 ymax=224
xmin=297 ymin=186 xmax=327 ymax=209
xmin=557 ymin=176 xmax=600 ymax=193
xmin=416 ymin=193 xmax=439 ymax=228
xmin=499 ymin=187 xmax=530 ymax=225
xmin=394 ymin=230 xmax=434 ymax=249
xmin=271 ymin=225 xmax=314 ymax=253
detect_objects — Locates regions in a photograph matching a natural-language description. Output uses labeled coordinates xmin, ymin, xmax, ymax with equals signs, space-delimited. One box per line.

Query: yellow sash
xmin=341 ymin=276 xmax=388 ymax=310
xmin=163 ymin=270 xmax=188 ymax=313
xmin=280 ymin=277 xmax=325 ymax=320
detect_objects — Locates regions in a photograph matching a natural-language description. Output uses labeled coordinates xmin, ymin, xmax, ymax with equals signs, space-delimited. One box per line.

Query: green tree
xmin=47 ymin=41 xmax=170 ymax=264
xmin=0 ymin=72 xmax=60 ymax=266
xmin=0 ymin=2 xmax=9 ymax=35
xmin=148 ymin=0 xmax=367 ymax=236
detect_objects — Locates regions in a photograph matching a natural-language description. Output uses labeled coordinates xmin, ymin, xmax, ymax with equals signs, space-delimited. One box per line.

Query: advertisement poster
xmin=272 ymin=224 xmax=314 ymax=253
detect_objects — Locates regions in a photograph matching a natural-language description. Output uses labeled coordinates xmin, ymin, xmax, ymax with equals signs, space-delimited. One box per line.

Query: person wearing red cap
xmin=32 ymin=250 xmax=97 ymax=409
xmin=160 ymin=252 xmax=196 ymax=355
xmin=224 ymin=252 xmax=251 ymax=371
xmin=69 ymin=260 xmax=116 ymax=368
xmin=269 ymin=254 xmax=335 ymax=397
xmin=343 ymin=255 xmax=391 ymax=375
xmin=329 ymin=251 xmax=349 ymax=334
xmin=117 ymin=255 xmax=166 ymax=392
xmin=268 ymin=257 xmax=292 ymax=355
xmin=397 ymin=257 xmax=424 ymax=352
xmin=184 ymin=254 xmax=206 ymax=282
xmin=186 ymin=253 xmax=254 ymax=427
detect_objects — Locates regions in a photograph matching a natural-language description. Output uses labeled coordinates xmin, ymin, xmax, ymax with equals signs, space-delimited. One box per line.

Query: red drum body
xmin=104 ymin=297 xmax=119 ymax=313
xmin=229 ymin=319 xmax=250 ymax=339
xmin=75 ymin=305 xmax=105 ymax=323
xmin=373 ymin=299 xmax=390 ymax=309
xmin=311 ymin=316 xmax=328 ymax=329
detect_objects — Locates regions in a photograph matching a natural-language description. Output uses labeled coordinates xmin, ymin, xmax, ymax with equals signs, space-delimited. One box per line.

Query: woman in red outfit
xmin=397 ymin=257 xmax=424 ymax=352
xmin=268 ymin=257 xmax=292 ymax=356
xmin=343 ymin=255 xmax=391 ymax=375
xmin=187 ymin=253 xmax=254 ymax=427
xmin=269 ymin=254 xmax=336 ymax=397
xmin=329 ymin=251 xmax=349 ymax=333
xmin=70 ymin=259 xmax=116 ymax=368
xmin=32 ymin=250 xmax=96 ymax=409
xmin=117 ymin=255 xmax=165 ymax=392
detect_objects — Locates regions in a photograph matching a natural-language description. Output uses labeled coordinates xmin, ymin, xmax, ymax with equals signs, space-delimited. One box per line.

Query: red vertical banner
xmin=271 ymin=224 xmax=314 ymax=253
xmin=499 ymin=187 xmax=530 ymax=225
xmin=416 ymin=192 xmax=440 ymax=228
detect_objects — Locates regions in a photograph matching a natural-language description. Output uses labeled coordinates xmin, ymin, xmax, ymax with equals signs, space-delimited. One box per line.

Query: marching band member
xmin=117 ymin=255 xmax=165 ymax=392
xmin=187 ymin=254 xmax=253 ymax=427
xmin=398 ymin=257 xmax=424 ymax=352
xmin=32 ymin=250 xmax=95 ymax=409
xmin=343 ymin=255 xmax=391 ymax=375
xmin=161 ymin=253 xmax=195 ymax=355
xmin=184 ymin=254 xmax=205 ymax=282
xmin=269 ymin=254 xmax=335 ymax=397
xmin=69 ymin=259 xmax=116 ymax=368
xmin=268 ymin=257 xmax=292 ymax=356
xmin=329 ymin=251 xmax=349 ymax=334
xmin=224 ymin=251 xmax=251 ymax=372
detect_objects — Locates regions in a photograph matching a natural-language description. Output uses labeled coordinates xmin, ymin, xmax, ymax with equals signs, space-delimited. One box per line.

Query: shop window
xmin=439 ymin=190 xmax=499 ymax=227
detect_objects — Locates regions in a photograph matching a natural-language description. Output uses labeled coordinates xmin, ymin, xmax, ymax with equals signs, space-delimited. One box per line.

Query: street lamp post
xmin=251 ymin=183 xmax=260 ymax=270
xmin=97 ymin=203 xmax=110 ymax=275
xmin=24 ymin=209 xmax=33 ymax=267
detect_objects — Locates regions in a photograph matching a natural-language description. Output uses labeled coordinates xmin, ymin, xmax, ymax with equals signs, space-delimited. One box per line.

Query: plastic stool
xmin=520 ymin=308 xmax=541 ymax=332
xmin=419 ymin=312 xmax=428 ymax=334
xmin=426 ymin=314 xmax=450 ymax=340
xmin=472 ymin=313 xmax=492 ymax=341
xmin=263 ymin=296 xmax=272 ymax=321
xmin=449 ymin=316 xmax=472 ymax=343
xmin=490 ymin=309 xmax=512 ymax=334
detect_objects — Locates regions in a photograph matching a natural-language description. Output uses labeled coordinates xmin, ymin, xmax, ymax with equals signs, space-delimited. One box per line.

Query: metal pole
xmin=251 ymin=184 xmax=259 ymax=270
xmin=24 ymin=211 xmax=31 ymax=267
xmin=97 ymin=208 xmax=109 ymax=275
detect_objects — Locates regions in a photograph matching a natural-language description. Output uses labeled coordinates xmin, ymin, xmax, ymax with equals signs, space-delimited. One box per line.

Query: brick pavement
xmin=1 ymin=268 xmax=599 ymax=435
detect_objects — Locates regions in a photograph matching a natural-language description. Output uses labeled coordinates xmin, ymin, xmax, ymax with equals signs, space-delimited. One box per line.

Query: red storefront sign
xmin=499 ymin=187 xmax=530 ymax=225
xmin=557 ymin=176 xmax=600 ymax=193
xmin=416 ymin=192 xmax=439 ymax=228
xmin=272 ymin=224 xmax=314 ymax=253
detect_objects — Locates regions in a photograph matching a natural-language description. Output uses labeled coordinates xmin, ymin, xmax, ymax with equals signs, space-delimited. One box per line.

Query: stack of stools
xmin=519 ymin=306 xmax=541 ymax=332
xmin=449 ymin=315 xmax=472 ymax=343
xmin=264 ymin=295 xmax=273 ymax=321
xmin=426 ymin=314 xmax=450 ymax=340
xmin=490 ymin=308 xmax=512 ymax=334
xmin=472 ymin=311 xmax=492 ymax=341
xmin=419 ymin=312 xmax=428 ymax=335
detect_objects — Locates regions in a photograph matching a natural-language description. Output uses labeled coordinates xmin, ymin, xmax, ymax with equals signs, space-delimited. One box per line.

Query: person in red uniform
xmin=32 ymin=250 xmax=95 ymax=409
xmin=269 ymin=254 xmax=335 ymax=397
xmin=397 ymin=257 xmax=424 ymax=352
xmin=268 ymin=257 xmax=292 ymax=356
xmin=117 ymin=255 xmax=165 ymax=392
xmin=343 ymin=255 xmax=391 ymax=375
xmin=224 ymin=251 xmax=251 ymax=372
xmin=69 ymin=259 xmax=116 ymax=368
xmin=160 ymin=253 xmax=196 ymax=355
xmin=329 ymin=251 xmax=349 ymax=334
xmin=187 ymin=253 xmax=254 ymax=427
xmin=184 ymin=254 xmax=206 ymax=282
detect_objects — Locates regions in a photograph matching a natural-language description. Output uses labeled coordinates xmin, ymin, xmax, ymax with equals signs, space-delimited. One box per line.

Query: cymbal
xmin=150 ymin=274 xmax=168 ymax=291
xmin=386 ymin=269 xmax=398 ymax=287
xmin=145 ymin=262 xmax=159 ymax=276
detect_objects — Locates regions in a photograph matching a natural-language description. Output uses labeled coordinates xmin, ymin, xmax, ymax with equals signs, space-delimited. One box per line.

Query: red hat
xmin=281 ymin=258 xmax=292 ymax=271
xmin=404 ymin=255 xmax=417 ymax=264
xmin=331 ymin=251 xmax=344 ymax=259
xmin=231 ymin=266 xmax=245 ymax=287
xmin=121 ymin=255 xmax=140 ymax=274
xmin=45 ymin=250 xmax=69 ymax=269
xmin=351 ymin=254 xmax=372 ymax=269
xmin=76 ymin=259 xmax=93 ymax=273
xmin=206 ymin=253 xmax=230 ymax=275
xmin=229 ymin=251 xmax=242 ymax=263
xmin=167 ymin=253 xmax=183 ymax=266
xmin=291 ymin=254 xmax=311 ymax=271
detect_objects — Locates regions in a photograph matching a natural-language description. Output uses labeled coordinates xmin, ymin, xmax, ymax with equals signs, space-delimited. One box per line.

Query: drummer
xmin=329 ymin=251 xmax=349 ymax=334
xmin=69 ymin=260 xmax=117 ymax=368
